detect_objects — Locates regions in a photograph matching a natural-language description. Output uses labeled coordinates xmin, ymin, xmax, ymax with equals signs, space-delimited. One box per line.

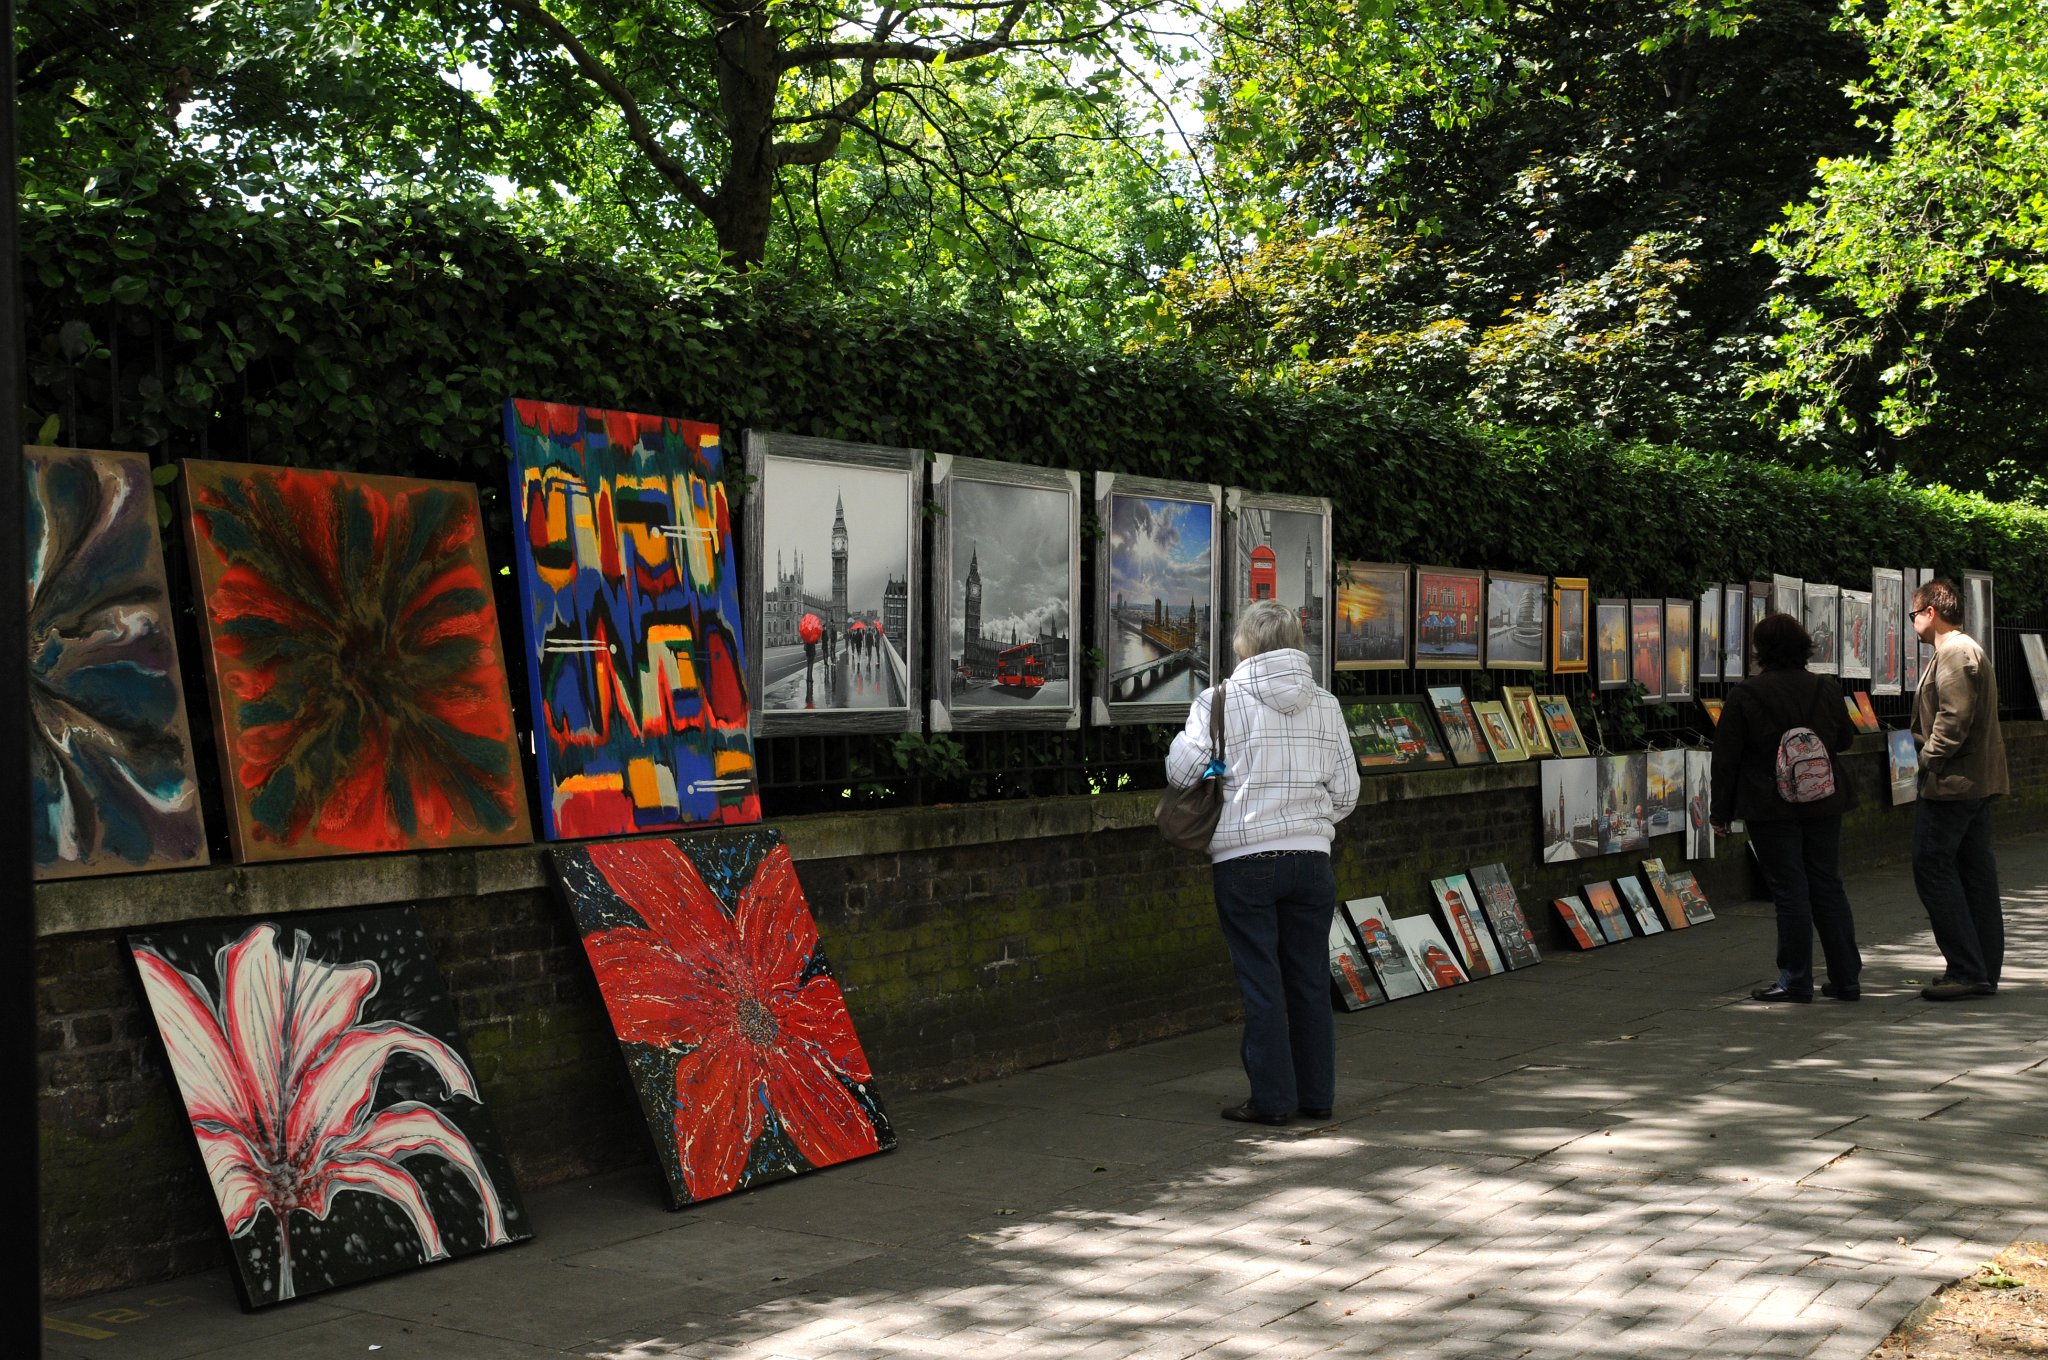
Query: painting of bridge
xmin=1094 ymin=474 xmax=1220 ymax=725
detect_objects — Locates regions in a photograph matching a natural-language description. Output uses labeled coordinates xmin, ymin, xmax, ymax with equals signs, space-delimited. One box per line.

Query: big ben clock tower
xmin=831 ymin=491 xmax=849 ymax=639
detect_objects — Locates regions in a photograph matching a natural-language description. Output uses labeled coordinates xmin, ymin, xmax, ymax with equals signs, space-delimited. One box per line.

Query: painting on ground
xmin=1432 ymin=872 xmax=1503 ymax=978
xmin=1596 ymin=598 xmax=1630 ymax=690
xmin=1872 ymin=568 xmax=1904 ymax=696
xmin=28 ymin=446 xmax=208 ymax=879
xmin=505 ymin=400 xmax=758 ymax=837
xmin=129 ymin=910 xmax=530 ymax=1308
xmin=1641 ymin=858 xmax=1690 ymax=928
xmin=1684 ymin=749 xmax=1715 ymax=860
xmin=1334 ymin=562 xmax=1410 ymax=670
xmin=1552 ymin=895 xmax=1602 ymax=949
xmin=2023 ymin=635 xmax=2048 ymax=720
xmin=1802 ymin=583 xmax=1840 ymax=675
xmin=1598 ymin=752 xmax=1649 ymax=853
xmin=1467 ymin=863 xmax=1542 ymax=969
xmin=1342 ymin=897 xmax=1428 ymax=999
xmin=1697 ymin=585 xmax=1722 ymax=684
xmin=1095 ymin=473 xmax=1220 ymax=726
xmin=1388 ymin=913 xmax=1470 ymax=990
xmin=1551 ymin=576 xmax=1589 ymax=674
xmin=1963 ymin=570 xmax=1994 ymax=647
xmin=1630 ymin=600 xmax=1663 ymax=700
xmin=1668 ymin=870 xmax=1716 ymax=923
xmin=1414 ymin=566 xmax=1484 ymax=667
xmin=930 ymin=456 xmax=1079 ymax=733
xmin=1888 ymin=728 xmax=1920 ymax=805
xmin=1645 ymin=748 xmax=1684 ymax=838
xmin=1541 ymin=758 xmax=1600 ymax=863
xmin=1722 ymin=583 xmax=1747 ymax=679
xmin=1347 ymin=698 xmax=1451 ymax=774
xmin=1580 ymin=881 xmax=1633 ymax=943
xmin=1328 ymin=914 xmax=1386 ymax=1010
xmin=1227 ymin=488 xmax=1332 ymax=685
xmin=1840 ymin=588 xmax=1873 ymax=680
xmin=187 ymin=457 xmax=532 ymax=862
xmin=1615 ymin=876 xmax=1666 ymax=936
xmin=1427 ymin=685 xmax=1494 ymax=767
xmin=1663 ymin=599 xmax=1694 ymax=701
xmin=747 ymin=432 xmax=921 ymax=736
xmin=1537 ymin=694 xmax=1591 ymax=757
xmin=1484 ymin=571 xmax=1547 ymax=670
xmin=553 ymin=829 xmax=894 ymax=1209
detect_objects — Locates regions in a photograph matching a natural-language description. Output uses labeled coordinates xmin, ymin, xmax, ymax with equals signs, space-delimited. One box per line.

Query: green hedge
xmin=25 ymin=185 xmax=2048 ymax=608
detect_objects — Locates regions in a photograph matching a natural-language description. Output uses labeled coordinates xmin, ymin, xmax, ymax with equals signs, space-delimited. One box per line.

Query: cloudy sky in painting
xmin=948 ymin=479 xmax=1071 ymax=655
xmin=1107 ymin=493 xmax=1212 ymax=612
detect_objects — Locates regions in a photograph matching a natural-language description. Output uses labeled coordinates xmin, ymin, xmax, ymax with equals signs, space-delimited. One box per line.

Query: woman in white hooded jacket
xmin=1166 ymin=599 xmax=1360 ymax=1125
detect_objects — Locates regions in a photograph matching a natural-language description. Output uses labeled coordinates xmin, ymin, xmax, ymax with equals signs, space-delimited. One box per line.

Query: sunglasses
xmin=1909 ymin=606 xmax=1933 ymax=619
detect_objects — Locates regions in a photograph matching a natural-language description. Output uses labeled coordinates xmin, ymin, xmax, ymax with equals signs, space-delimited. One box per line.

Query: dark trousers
xmin=1212 ymin=852 xmax=1337 ymax=1115
xmin=1747 ymin=816 xmax=1861 ymax=995
xmin=1912 ymin=796 xmax=2003 ymax=986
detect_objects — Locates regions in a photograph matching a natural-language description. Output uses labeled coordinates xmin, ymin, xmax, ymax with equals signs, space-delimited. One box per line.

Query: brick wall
xmin=34 ymin=723 xmax=2047 ymax=1298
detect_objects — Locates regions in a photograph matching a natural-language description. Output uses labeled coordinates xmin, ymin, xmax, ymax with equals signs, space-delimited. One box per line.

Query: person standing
xmin=1710 ymin=612 xmax=1862 ymax=1002
xmin=1910 ymin=578 xmax=2008 ymax=1001
xmin=1166 ymin=600 xmax=1359 ymax=1125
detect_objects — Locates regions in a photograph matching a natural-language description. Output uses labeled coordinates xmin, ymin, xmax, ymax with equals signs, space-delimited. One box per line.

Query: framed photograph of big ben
xmin=1094 ymin=472 xmax=1222 ymax=726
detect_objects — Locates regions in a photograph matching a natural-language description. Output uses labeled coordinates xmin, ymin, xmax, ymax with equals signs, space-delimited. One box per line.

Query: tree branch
xmin=779 ymin=0 xmax=1032 ymax=71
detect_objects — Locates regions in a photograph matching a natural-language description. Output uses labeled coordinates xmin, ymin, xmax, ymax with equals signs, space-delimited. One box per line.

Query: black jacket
xmin=1710 ymin=666 xmax=1858 ymax=824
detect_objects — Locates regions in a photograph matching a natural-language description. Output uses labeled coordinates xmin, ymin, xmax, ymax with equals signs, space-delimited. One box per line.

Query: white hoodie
xmin=1164 ymin=648 xmax=1360 ymax=862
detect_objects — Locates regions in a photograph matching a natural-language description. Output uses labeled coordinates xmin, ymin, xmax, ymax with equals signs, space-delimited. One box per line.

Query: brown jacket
xmin=1912 ymin=631 xmax=2009 ymax=800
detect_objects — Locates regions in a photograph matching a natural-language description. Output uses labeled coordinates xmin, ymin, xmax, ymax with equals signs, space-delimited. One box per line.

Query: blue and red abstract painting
xmin=504 ymin=400 xmax=759 ymax=839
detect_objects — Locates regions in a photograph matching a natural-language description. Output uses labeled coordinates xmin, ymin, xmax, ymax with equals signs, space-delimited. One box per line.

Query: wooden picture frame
xmin=1549 ymin=576 xmax=1589 ymax=675
xmin=1346 ymin=696 xmax=1453 ymax=774
xmin=1501 ymin=685 xmax=1554 ymax=757
xmin=1472 ymin=700 xmax=1530 ymax=763
xmin=1226 ymin=487 xmax=1333 ymax=687
xmin=1094 ymin=472 xmax=1222 ymax=726
xmin=1334 ymin=561 xmax=1411 ymax=671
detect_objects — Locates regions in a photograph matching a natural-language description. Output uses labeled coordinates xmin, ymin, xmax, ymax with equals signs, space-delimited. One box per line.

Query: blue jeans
xmin=1212 ymin=852 xmax=1337 ymax=1115
xmin=1746 ymin=817 xmax=1860 ymax=995
xmin=1913 ymin=797 xmax=2003 ymax=986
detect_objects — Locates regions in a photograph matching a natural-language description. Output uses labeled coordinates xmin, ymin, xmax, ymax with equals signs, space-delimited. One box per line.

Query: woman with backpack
xmin=1710 ymin=612 xmax=1862 ymax=1003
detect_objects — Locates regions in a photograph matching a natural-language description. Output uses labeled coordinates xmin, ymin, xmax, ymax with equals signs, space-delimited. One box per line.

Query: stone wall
xmin=35 ymin=724 xmax=2048 ymax=1298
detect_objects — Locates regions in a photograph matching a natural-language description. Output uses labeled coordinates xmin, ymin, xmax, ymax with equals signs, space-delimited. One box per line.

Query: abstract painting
xmin=1537 ymin=694 xmax=1590 ymax=757
xmin=1581 ymin=881 xmax=1633 ymax=943
xmin=1552 ymin=896 xmax=1602 ymax=949
xmin=1094 ymin=473 xmax=1220 ymax=725
xmin=1598 ymin=752 xmax=1649 ymax=853
xmin=929 ymin=455 xmax=1080 ymax=733
xmin=1684 ymin=748 xmax=1715 ymax=860
xmin=1551 ymin=576 xmax=1589 ymax=674
xmin=1501 ymin=685 xmax=1554 ymax=758
xmin=1343 ymin=897 xmax=1428 ymax=1000
xmin=1328 ymin=914 xmax=1386 ymax=1010
xmin=1667 ymin=870 xmax=1716 ymax=924
xmin=1640 ymin=858 xmax=1690 ymax=929
xmin=1388 ymin=913 xmax=1469 ymax=990
xmin=1432 ymin=872 xmax=1503 ymax=978
xmin=1872 ymin=567 xmax=1905 ymax=696
xmin=1227 ymin=487 xmax=1333 ymax=684
xmin=1630 ymin=599 xmax=1663 ymax=701
xmin=1541 ymin=758 xmax=1600 ymax=864
xmin=1346 ymin=698 xmax=1452 ymax=774
xmin=1803 ymin=582 xmax=1840 ymax=675
xmin=1334 ymin=562 xmax=1410 ymax=670
xmin=1414 ymin=566 xmax=1484 ymax=668
xmin=1847 ymin=690 xmax=1881 ymax=734
xmin=1615 ymin=876 xmax=1666 ymax=936
xmin=1697 ymin=584 xmax=1722 ymax=684
xmin=185 ymin=458 xmax=532 ymax=861
xmin=1484 ymin=570 xmax=1547 ymax=670
xmin=1427 ymin=685 xmax=1494 ymax=767
xmin=1596 ymin=598 xmax=1630 ymax=690
xmin=1840 ymin=587 xmax=1873 ymax=680
xmin=1467 ymin=863 xmax=1542 ymax=969
xmin=129 ymin=910 xmax=529 ymax=1308
xmin=747 ymin=431 xmax=921 ymax=735
xmin=553 ymin=829 xmax=894 ymax=1208
xmin=1888 ymin=728 xmax=1920 ymax=805
xmin=1645 ymin=748 xmax=1684 ymax=838
xmin=1473 ymin=700 xmax=1530 ymax=763
xmin=1662 ymin=598 xmax=1694 ymax=702
xmin=28 ymin=446 xmax=208 ymax=879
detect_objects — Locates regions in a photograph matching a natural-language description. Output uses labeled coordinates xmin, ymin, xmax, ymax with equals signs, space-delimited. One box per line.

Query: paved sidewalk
xmin=47 ymin=834 xmax=2048 ymax=1360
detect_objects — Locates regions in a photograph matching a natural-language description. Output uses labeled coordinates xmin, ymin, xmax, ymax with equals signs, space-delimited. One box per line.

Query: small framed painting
xmin=1226 ymin=487 xmax=1334 ymax=686
xmin=1094 ymin=472 xmax=1222 ymax=726
xmin=1472 ymin=700 xmax=1530 ymax=763
xmin=1722 ymin=582 xmax=1747 ymax=679
xmin=1802 ymin=582 xmax=1841 ymax=675
xmin=1662 ymin=599 xmax=1695 ymax=702
xmin=1334 ymin=562 xmax=1410 ymax=671
xmin=1839 ymin=587 xmax=1873 ymax=681
xmin=1962 ymin=570 xmax=1994 ymax=647
xmin=1484 ymin=570 xmax=1547 ymax=671
xmin=1595 ymin=598 xmax=1630 ymax=690
xmin=1536 ymin=694 xmax=1591 ymax=757
xmin=1426 ymin=685 xmax=1495 ymax=767
xmin=1772 ymin=573 xmax=1803 ymax=620
xmin=1346 ymin=697 xmax=1452 ymax=774
xmin=1629 ymin=599 xmax=1664 ymax=701
xmin=1550 ymin=576 xmax=1590 ymax=674
xmin=1501 ymin=685 xmax=1554 ymax=757
xmin=1414 ymin=566 xmax=1486 ymax=668
xmin=1871 ymin=567 xmax=1905 ymax=696
xmin=1697 ymin=585 xmax=1722 ymax=684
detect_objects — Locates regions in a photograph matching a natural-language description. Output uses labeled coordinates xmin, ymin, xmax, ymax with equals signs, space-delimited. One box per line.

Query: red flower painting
xmin=558 ymin=833 xmax=891 ymax=1205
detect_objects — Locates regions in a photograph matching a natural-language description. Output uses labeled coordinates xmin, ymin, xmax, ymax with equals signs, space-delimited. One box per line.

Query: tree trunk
xmin=712 ymin=9 xmax=781 ymax=269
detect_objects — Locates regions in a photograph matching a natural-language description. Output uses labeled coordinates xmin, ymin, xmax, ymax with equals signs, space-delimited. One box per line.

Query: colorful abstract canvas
xmin=552 ymin=830 xmax=893 ymax=1207
xmin=1467 ymin=863 xmax=1542 ymax=969
xmin=1328 ymin=914 xmax=1386 ymax=1010
xmin=1581 ymin=881 xmax=1633 ymax=943
xmin=1552 ymin=896 xmax=1602 ymax=949
xmin=1431 ymin=873 xmax=1503 ymax=977
xmin=1389 ymin=914 xmax=1470 ymax=990
xmin=183 ymin=459 xmax=532 ymax=862
xmin=129 ymin=910 xmax=530 ymax=1308
xmin=505 ymin=400 xmax=758 ymax=837
xmin=1342 ymin=897 xmax=1427 ymax=999
xmin=28 ymin=447 xmax=208 ymax=878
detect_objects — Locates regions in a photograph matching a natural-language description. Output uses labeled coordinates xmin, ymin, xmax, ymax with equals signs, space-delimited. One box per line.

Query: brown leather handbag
xmin=1156 ymin=683 xmax=1228 ymax=852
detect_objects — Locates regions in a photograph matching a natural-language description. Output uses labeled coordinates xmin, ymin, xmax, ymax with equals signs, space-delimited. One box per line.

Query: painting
xmin=1772 ymin=574 xmax=1803 ymax=620
xmin=552 ymin=829 xmax=894 ymax=1208
xmin=1484 ymin=570 xmax=1547 ymax=670
xmin=1963 ymin=570 xmax=1994 ymax=647
xmin=2022 ymin=634 xmax=2048 ymax=719
xmin=1722 ymin=581 xmax=1747 ymax=679
xmin=1615 ymin=876 xmax=1666 ymax=936
xmin=1095 ymin=472 xmax=1221 ymax=726
xmin=1598 ymin=752 xmax=1649 ymax=853
xmin=929 ymin=455 xmax=1080 ymax=733
xmin=1541 ymin=758 xmax=1600 ymax=863
xmin=1334 ymin=562 xmax=1410 ymax=670
xmin=1662 ymin=598 xmax=1694 ymax=702
xmin=1537 ymin=694 xmax=1591 ymax=757
xmin=1645 ymin=748 xmax=1684 ymax=838
xmin=1748 ymin=581 xmax=1772 ymax=674
xmin=1697 ymin=585 xmax=1722 ymax=684
xmin=1501 ymin=685 xmax=1554 ymax=758
xmin=1227 ymin=488 xmax=1333 ymax=685
xmin=1872 ymin=567 xmax=1905 ymax=696
xmin=1342 ymin=897 xmax=1427 ymax=1000
xmin=1473 ymin=700 xmax=1530 ymax=763
xmin=1595 ymin=598 xmax=1630 ymax=690
xmin=1840 ymin=587 xmax=1873 ymax=680
xmin=1580 ymin=881 xmax=1633 ymax=943
xmin=1640 ymin=857 xmax=1690 ymax=929
xmin=1347 ymin=698 xmax=1452 ymax=774
xmin=1684 ymin=748 xmax=1715 ymax=860
xmin=1846 ymin=692 xmax=1881 ymax=734
xmin=1802 ymin=582 xmax=1840 ymax=675
xmin=1388 ymin=913 xmax=1470 ymax=990
xmin=28 ymin=446 xmax=208 ymax=879
xmin=1328 ymin=914 xmax=1387 ymax=1010
xmin=1427 ymin=685 xmax=1495 ymax=767
xmin=1414 ymin=566 xmax=1485 ymax=668
xmin=1699 ymin=697 xmax=1724 ymax=726
xmin=1907 ymin=567 xmax=1935 ymax=685
xmin=746 ymin=431 xmax=921 ymax=736
xmin=129 ymin=909 xmax=530 ymax=1308
xmin=1887 ymin=728 xmax=1920 ymax=805
xmin=186 ymin=458 xmax=532 ymax=862
xmin=1668 ymin=869 xmax=1716 ymax=924
xmin=1630 ymin=599 xmax=1663 ymax=701
xmin=1551 ymin=576 xmax=1589 ymax=674
xmin=1552 ymin=895 xmax=1603 ymax=950
xmin=1467 ymin=863 xmax=1542 ymax=969
xmin=1431 ymin=872 xmax=1503 ymax=978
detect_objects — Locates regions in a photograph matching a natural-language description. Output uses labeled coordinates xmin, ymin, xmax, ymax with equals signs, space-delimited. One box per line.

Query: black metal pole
xmin=2 ymin=0 xmax=42 ymax=1349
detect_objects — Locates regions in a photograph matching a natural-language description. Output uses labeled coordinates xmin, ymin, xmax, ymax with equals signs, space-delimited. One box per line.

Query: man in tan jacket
xmin=1909 ymin=578 xmax=2009 ymax=1000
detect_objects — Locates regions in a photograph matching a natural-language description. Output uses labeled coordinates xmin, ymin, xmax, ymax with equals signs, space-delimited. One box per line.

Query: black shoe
xmin=1821 ymin=983 xmax=1861 ymax=1002
xmin=1296 ymin=1106 xmax=1334 ymax=1121
xmin=1750 ymin=983 xmax=1813 ymax=1004
xmin=1221 ymin=1101 xmax=1289 ymax=1126
xmin=1922 ymin=980 xmax=1996 ymax=1001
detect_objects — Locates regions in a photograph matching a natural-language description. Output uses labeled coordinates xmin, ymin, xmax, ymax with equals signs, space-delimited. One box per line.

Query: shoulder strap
xmin=1209 ymin=681 xmax=1228 ymax=759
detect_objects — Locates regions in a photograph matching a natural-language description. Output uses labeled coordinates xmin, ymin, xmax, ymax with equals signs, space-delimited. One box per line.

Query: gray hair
xmin=1233 ymin=599 xmax=1306 ymax=659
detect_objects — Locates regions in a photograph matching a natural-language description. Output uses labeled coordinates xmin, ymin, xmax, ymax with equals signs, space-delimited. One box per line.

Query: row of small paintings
xmin=1326 ymin=864 xmax=1545 ymax=1009
xmin=1552 ymin=859 xmax=1716 ymax=948
xmin=1345 ymin=687 xmax=1593 ymax=774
